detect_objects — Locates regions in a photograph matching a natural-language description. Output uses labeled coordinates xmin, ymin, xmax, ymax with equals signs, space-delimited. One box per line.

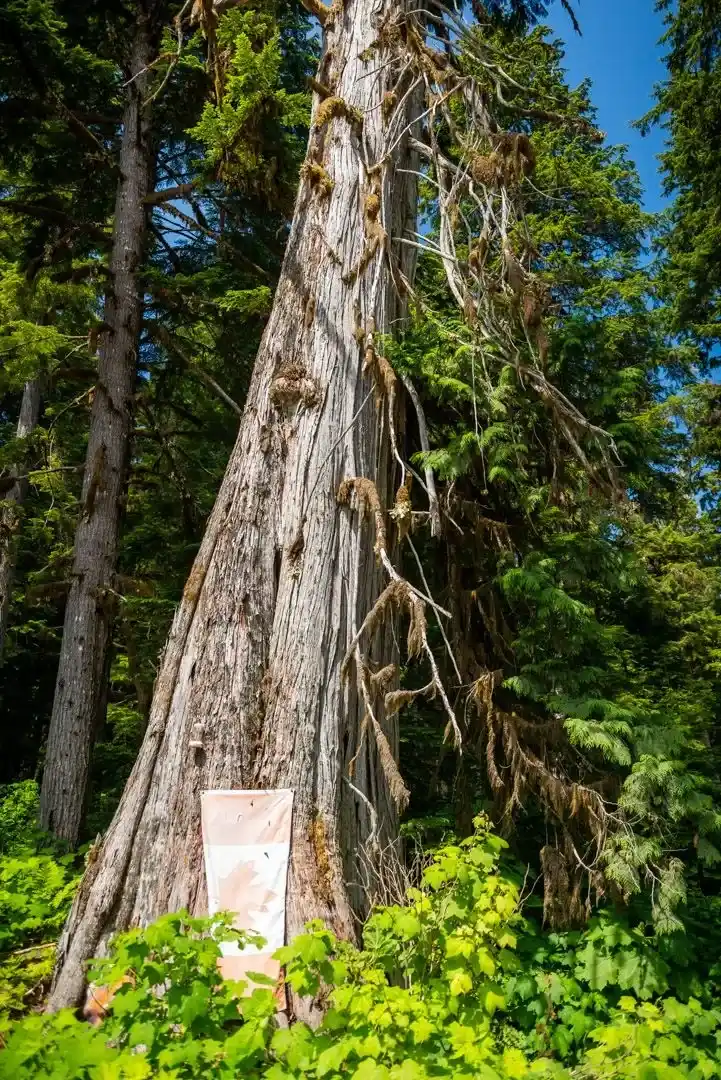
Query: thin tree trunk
xmin=49 ymin=0 xmax=419 ymax=1013
xmin=40 ymin=12 xmax=157 ymax=845
xmin=0 ymin=378 xmax=43 ymax=660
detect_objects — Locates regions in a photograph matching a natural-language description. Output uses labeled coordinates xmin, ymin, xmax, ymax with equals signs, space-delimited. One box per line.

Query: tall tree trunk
xmin=40 ymin=12 xmax=157 ymax=845
xmin=0 ymin=378 xmax=43 ymax=660
xmin=49 ymin=0 xmax=419 ymax=1012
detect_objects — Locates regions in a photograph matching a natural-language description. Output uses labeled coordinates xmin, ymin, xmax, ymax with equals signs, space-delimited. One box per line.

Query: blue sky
xmin=547 ymin=0 xmax=668 ymax=212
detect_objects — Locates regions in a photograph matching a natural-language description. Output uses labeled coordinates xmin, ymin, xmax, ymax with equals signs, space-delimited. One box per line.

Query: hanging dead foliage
xmin=342 ymin=579 xmax=428 ymax=679
xmin=389 ymin=479 xmax=412 ymax=540
xmin=470 ymin=133 xmax=535 ymax=189
xmin=337 ymin=476 xmax=387 ymax=557
xmin=371 ymin=713 xmax=410 ymax=811
xmin=370 ymin=663 xmax=397 ymax=692
xmin=345 ymin=180 xmax=387 ymax=283
xmin=384 ymin=682 xmax=434 ymax=717
xmin=541 ymin=844 xmax=586 ymax=928
xmin=362 ymin=345 xmax=397 ymax=412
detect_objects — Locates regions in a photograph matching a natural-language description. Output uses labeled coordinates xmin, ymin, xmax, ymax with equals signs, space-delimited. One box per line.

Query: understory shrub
xmin=0 ymin=784 xmax=79 ymax=1025
xmin=1 ymin=815 xmax=719 ymax=1078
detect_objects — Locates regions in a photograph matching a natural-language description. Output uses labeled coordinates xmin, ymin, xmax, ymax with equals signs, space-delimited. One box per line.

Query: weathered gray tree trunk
xmin=49 ymin=0 xmax=419 ymax=1012
xmin=40 ymin=12 xmax=157 ymax=845
xmin=0 ymin=378 xmax=43 ymax=660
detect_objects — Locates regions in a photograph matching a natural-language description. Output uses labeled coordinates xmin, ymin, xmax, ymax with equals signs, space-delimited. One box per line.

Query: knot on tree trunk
xmin=269 ymin=363 xmax=321 ymax=411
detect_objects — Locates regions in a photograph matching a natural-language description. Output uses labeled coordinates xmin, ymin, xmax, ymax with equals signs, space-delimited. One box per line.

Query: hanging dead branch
xmin=342 ymin=578 xmax=427 ymax=672
xmin=337 ymin=477 xmax=388 ymax=558
xmin=328 ymin=2 xmax=625 ymax=917
xmin=370 ymin=9 xmax=619 ymax=490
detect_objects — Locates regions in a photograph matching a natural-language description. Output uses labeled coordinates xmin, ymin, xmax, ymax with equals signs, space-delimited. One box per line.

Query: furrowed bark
xmin=40 ymin=11 xmax=157 ymax=845
xmin=49 ymin=0 xmax=419 ymax=1014
xmin=0 ymin=379 xmax=43 ymax=661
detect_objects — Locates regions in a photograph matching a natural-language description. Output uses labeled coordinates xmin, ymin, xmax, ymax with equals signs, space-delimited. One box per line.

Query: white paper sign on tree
xmin=201 ymin=789 xmax=294 ymax=1001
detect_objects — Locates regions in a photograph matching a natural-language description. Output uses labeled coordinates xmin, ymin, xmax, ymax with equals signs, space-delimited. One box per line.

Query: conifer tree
xmin=0 ymin=380 xmax=42 ymax=659
xmin=641 ymin=0 xmax=721 ymax=350
xmin=1 ymin=0 xmax=312 ymax=843
xmin=39 ymin=1 xmax=164 ymax=845
xmin=47 ymin=0 xmax=645 ymax=1012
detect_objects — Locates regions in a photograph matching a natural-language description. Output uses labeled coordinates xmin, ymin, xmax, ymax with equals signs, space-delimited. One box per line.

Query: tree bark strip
xmin=50 ymin=0 xmax=419 ymax=1012
xmin=40 ymin=11 xmax=157 ymax=845
xmin=0 ymin=378 xmax=43 ymax=660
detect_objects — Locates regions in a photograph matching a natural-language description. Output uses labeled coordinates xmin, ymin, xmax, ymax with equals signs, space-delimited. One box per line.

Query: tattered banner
xmin=201 ymin=789 xmax=294 ymax=997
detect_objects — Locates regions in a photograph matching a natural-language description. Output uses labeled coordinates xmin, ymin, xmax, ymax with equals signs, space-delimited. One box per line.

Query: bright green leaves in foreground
xmin=3 ymin=817 xmax=720 ymax=1079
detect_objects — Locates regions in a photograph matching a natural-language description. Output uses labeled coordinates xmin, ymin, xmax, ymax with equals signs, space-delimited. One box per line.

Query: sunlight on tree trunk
xmin=49 ymin=0 xmax=419 ymax=1013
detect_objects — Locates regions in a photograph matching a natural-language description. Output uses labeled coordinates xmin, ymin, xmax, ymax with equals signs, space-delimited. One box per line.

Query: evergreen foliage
xmin=3 ymin=819 xmax=721 ymax=1078
xmin=383 ymin=13 xmax=721 ymax=931
xmin=0 ymin=0 xmax=316 ymax=831
xmin=0 ymin=784 xmax=78 ymax=1023
xmin=0 ymin=0 xmax=721 ymax=1064
xmin=642 ymin=0 xmax=721 ymax=349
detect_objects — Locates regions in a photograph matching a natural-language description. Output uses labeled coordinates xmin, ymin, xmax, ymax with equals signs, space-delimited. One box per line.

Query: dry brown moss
xmin=315 ymin=95 xmax=362 ymax=132
xmin=301 ymin=161 xmax=334 ymax=198
xmin=362 ymin=345 xmax=397 ymax=411
xmin=269 ymin=362 xmax=320 ymax=409
xmin=309 ymin=815 xmax=334 ymax=904
xmin=470 ymin=133 xmax=536 ymax=189
xmin=337 ymin=476 xmax=387 ymax=556
xmin=389 ymin=479 xmax=412 ymax=539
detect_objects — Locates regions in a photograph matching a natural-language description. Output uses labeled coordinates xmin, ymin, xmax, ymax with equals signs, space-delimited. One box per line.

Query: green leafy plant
xmin=2 ymin=817 xmax=721 ymax=1078
xmin=0 ymin=782 xmax=43 ymax=856
xmin=579 ymin=996 xmax=721 ymax=1080
xmin=505 ymin=912 xmax=681 ymax=1064
xmin=0 ymin=784 xmax=79 ymax=1025
xmin=1 ymin=818 xmax=553 ymax=1078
